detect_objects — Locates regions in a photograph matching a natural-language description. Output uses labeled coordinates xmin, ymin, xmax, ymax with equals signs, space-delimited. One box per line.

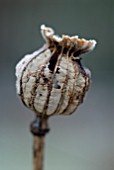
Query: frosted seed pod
xmin=15 ymin=25 xmax=96 ymax=117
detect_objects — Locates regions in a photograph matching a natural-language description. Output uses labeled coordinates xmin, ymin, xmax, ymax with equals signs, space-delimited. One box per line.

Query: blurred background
xmin=0 ymin=0 xmax=114 ymax=170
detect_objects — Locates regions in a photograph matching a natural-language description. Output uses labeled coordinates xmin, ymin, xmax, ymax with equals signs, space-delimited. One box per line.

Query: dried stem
xmin=30 ymin=117 xmax=49 ymax=170
xmin=33 ymin=135 xmax=45 ymax=170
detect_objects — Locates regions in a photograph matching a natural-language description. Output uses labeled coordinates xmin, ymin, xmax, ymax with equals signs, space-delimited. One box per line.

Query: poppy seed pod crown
xmin=15 ymin=25 xmax=96 ymax=117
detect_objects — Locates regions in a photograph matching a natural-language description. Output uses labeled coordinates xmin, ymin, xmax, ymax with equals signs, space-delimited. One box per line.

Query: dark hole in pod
xmin=74 ymin=58 xmax=87 ymax=75
xmin=56 ymin=67 xmax=60 ymax=74
xmin=74 ymin=46 xmax=89 ymax=57
xmin=53 ymin=79 xmax=61 ymax=89
xmin=69 ymin=47 xmax=75 ymax=56
xmin=73 ymin=50 xmax=82 ymax=57
xmin=53 ymin=41 xmax=59 ymax=46
xmin=33 ymin=82 xmax=37 ymax=93
xmin=63 ymin=47 xmax=68 ymax=54
xmin=75 ymin=58 xmax=84 ymax=70
xmin=48 ymin=45 xmax=62 ymax=72
xmin=36 ymin=78 xmax=39 ymax=84
xmin=57 ymin=84 xmax=61 ymax=89
xmin=54 ymin=83 xmax=61 ymax=89
xmin=49 ymin=45 xmax=55 ymax=52
xmin=43 ymin=77 xmax=49 ymax=83
xmin=76 ymin=94 xmax=80 ymax=100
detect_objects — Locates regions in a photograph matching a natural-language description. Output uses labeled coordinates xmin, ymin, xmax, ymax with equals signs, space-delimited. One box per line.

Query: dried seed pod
xmin=15 ymin=25 xmax=96 ymax=117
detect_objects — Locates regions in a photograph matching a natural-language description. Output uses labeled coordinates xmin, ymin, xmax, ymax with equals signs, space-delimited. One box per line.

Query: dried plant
xmin=15 ymin=25 xmax=96 ymax=170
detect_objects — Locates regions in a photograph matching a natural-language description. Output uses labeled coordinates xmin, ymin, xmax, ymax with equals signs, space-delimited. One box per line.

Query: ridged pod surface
xmin=15 ymin=25 xmax=96 ymax=117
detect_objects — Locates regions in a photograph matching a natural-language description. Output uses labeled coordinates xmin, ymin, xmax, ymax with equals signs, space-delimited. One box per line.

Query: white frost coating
xmin=23 ymin=76 xmax=36 ymax=106
xmin=41 ymin=25 xmax=54 ymax=43
xmin=34 ymin=65 xmax=51 ymax=113
xmin=62 ymin=93 xmax=78 ymax=115
xmin=15 ymin=45 xmax=48 ymax=94
xmin=32 ymin=57 xmax=52 ymax=113
xmin=43 ymin=64 xmax=52 ymax=78
xmin=16 ymin=53 xmax=35 ymax=94
xmin=55 ymin=57 xmax=68 ymax=83
xmin=16 ymin=48 xmax=51 ymax=95
xmin=22 ymin=49 xmax=52 ymax=105
xmin=76 ymin=73 xmax=85 ymax=89
xmin=57 ymin=87 xmax=69 ymax=114
xmin=34 ymin=84 xmax=48 ymax=113
xmin=57 ymin=59 xmax=77 ymax=115
xmin=86 ymin=40 xmax=97 ymax=51
xmin=22 ymin=49 xmax=51 ymax=85
xmin=63 ymin=73 xmax=86 ymax=115
xmin=46 ymin=87 xmax=62 ymax=115
xmin=53 ymin=35 xmax=62 ymax=42
xmin=84 ymin=67 xmax=91 ymax=78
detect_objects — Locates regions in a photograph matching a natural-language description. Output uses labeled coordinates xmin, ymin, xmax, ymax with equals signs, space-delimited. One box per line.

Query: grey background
xmin=0 ymin=0 xmax=114 ymax=170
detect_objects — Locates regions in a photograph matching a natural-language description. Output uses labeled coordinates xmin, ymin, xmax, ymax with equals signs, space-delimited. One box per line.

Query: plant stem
xmin=33 ymin=135 xmax=45 ymax=170
xmin=30 ymin=117 xmax=49 ymax=170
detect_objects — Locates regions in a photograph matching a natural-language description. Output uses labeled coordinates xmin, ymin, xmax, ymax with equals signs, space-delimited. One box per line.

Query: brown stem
xmin=30 ymin=117 xmax=49 ymax=170
xmin=33 ymin=135 xmax=45 ymax=170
